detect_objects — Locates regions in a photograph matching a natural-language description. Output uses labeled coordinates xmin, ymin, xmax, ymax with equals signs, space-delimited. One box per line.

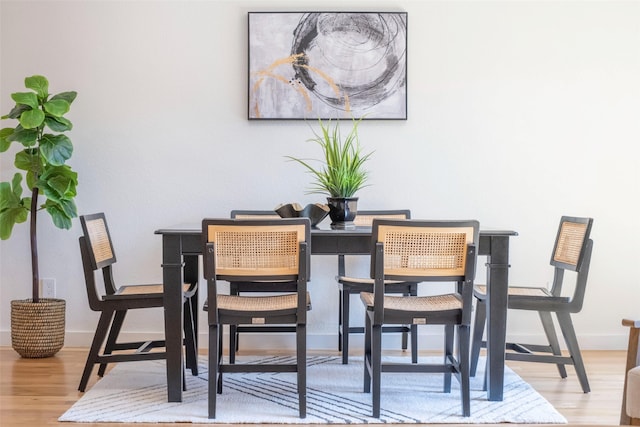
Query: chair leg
xmin=470 ymin=298 xmax=486 ymax=377
xmin=401 ymin=293 xmax=409 ymax=351
xmin=183 ymin=298 xmax=198 ymax=376
xmin=229 ymin=324 xmax=237 ymax=364
xmin=364 ymin=313 xmax=372 ymax=393
xmin=410 ymin=284 xmax=418 ymax=364
xmin=341 ymin=288 xmax=351 ymax=364
xmin=98 ymin=310 xmax=126 ymax=377
xmin=538 ymin=310 xmax=567 ymax=379
xmin=556 ymin=311 xmax=590 ymax=393
xmin=459 ymin=324 xmax=471 ymax=417
xmin=444 ymin=324 xmax=454 ymax=393
xmin=371 ymin=323 xmax=382 ymax=418
xmin=208 ymin=323 xmax=219 ymax=419
xmin=217 ymin=327 xmax=224 ymax=394
xmin=297 ymin=323 xmax=307 ymax=418
xmin=411 ymin=324 xmax=418 ymax=364
xmin=338 ymin=289 xmax=343 ymax=351
xmin=79 ymin=310 xmax=114 ymax=392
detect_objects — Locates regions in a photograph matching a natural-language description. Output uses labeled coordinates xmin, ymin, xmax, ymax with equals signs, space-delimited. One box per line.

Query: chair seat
xmin=627 ymin=366 xmax=640 ymax=418
xmin=474 ymin=284 xmax=552 ymax=299
xmin=339 ymin=276 xmax=409 ymax=285
xmin=115 ymin=282 xmax=192 ymax=296
xmin=361 ymin=292 xmax=462 ymax=312
xmin=217 ymin=292 xmax=311 ymax=312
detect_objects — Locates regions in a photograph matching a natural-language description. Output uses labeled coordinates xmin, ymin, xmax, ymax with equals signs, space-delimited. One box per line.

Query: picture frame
xmin=248 ymin=12 xmax=408 ymax=120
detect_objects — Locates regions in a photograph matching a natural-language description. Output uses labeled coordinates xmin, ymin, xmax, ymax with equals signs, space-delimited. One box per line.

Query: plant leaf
xmin=43 ymin=99 xmax=70 ymax=117
xmin=11 ymin=92 xmax=38 ymax=109
xmin=19 ymin=108 xmax=45 ymax=129
xmin=44 ymin=200 xmax=74 ymax=230
xmin=44 ymin=197 xmax=77 ymax=227
xmin=25 ymin=75 xmax=49 ymax=99
xmin=14 ymin=148 xmax=43 ymax=175
xmin=38 ymin=165 xmax=78 ymax=203
xmin=2 ymin=103 xmax=30 ymax=120
xmin=7 ymin=125 xmax=38 ymax=146
xmin=51 ymin=91 xmax=77 ymax=105
xmin=0 ymin=174 xmax=29 ymax=239
xmin=0 ymin=127 xmax=14 ymax=152
xmin=45 ymin=115 xmax=73 ymax=132
xmin=40 ymin=134 xmax=73 ymax=166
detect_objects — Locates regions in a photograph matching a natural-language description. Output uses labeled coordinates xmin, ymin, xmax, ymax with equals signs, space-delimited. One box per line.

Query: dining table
xmin=155 ymin=222 xmax=517 ymax=403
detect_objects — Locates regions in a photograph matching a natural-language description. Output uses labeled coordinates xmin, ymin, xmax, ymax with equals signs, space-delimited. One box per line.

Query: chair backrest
xmin=369 ymin=219 xmax=479 ymax=324
xmin=548 ymin=216 xmax=594 ymax=310
xmin=230 ymin=210 xmax=281 ymax=220
xmin=550 ymin=216 xmax=593 ymax=271
xmin=353 ymin=209 xmax=411 ymax=226
xmin=80 ymin=212 xmax=117 ymax=269
xmin=79 ymin=213 xmax=118 ymax=310
xmin=203 ymin=218 xmax=311 ymax=282
xmin=371 ymin=219 xmax=479 ymax=281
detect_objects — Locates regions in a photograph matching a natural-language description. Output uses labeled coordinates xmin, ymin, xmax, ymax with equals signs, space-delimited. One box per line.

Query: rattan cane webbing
xmin=383 ymin=231 xmax=467 ymax=272
xmin=554 ymin=221 xmax=588 ymax=266
xmin=354 ymin=213 xmax=406 ymax=227
xmin=361 ymin=292 xmax=462 ymax=312
xmin=85 ymin=218 xmax=113 ymax=263
xmin=116 ymin=283 xmax=192 ymax=296
xmin=215 ymin=230 xmax=299 ymax=272
xmin=217 ymin=292 xmax=310 ymax=312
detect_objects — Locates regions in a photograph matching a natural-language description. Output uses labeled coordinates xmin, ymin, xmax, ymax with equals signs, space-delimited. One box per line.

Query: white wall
xmin=1 ymin=0 xmax=639 ymax=351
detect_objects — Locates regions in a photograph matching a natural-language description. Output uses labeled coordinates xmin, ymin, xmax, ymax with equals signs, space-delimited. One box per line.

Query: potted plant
xmin=0 ymin=75 xmax=78 ymax=358
xmin=286 ymin=117 xmax=373 ymax=227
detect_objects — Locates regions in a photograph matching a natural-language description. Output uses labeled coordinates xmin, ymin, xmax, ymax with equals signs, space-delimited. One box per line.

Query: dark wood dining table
xmin=155 ymin=223 xmax=517 ymax=403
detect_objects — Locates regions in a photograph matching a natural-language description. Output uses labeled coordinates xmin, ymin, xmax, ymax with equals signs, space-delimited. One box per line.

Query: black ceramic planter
xmin=327 ymin=197 xmax=358 ymax=228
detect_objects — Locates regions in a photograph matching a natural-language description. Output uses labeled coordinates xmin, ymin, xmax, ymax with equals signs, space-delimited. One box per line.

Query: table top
xmin=155 ymin=222 xmax=517 ymax=237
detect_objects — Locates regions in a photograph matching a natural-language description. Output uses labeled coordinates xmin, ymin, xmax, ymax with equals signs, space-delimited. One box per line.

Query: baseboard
xmin=0 ymin=329 xmax=631 ymax=351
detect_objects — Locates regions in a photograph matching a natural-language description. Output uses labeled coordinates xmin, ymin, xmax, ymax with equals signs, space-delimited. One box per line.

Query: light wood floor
xmin=0 ymin=347 xmax=627 ymax=426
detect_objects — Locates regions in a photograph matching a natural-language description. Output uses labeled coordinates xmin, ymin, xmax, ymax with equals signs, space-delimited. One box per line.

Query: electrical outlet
xmin=41 ymin=278 xmax=56 ymax=298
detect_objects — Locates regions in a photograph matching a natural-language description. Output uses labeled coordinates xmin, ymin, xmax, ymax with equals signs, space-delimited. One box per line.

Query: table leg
xmin=162 ymin=234 xmax=184 ymax=402
xmin=485 ymin=235 xmax=510 ymax=401
xmin=184 ymin=254 xmax=199 ymax=375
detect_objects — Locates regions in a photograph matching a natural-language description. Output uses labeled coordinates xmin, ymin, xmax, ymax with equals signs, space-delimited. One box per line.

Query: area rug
xmin=59 ymin=355 xmax=567 ymax=424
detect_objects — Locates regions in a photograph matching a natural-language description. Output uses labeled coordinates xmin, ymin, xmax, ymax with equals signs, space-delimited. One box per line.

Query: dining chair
xmin=77 ymin=212 xmax=198 ymax=392
xmin=470 ymin=215 xmax=594 ymax=393
xmin=202 ymin=217 xmax=311 ymax=419
xmin=336 ymin=210 xmax=418 ymax=364
xmin=621 ymin=318 xmax=640 ymax=425
xmin=361 ymin=219 xmax=479 ymax=417
xmin=227 ymin=210 xmax=289 ymax=363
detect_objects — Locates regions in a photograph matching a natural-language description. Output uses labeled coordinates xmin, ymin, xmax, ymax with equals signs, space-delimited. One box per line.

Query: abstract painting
xmin=248 ymin=12 xmax=407 ymax=120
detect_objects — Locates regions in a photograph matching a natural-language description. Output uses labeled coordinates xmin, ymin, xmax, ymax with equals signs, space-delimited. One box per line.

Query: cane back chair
xmin=202 ymin=218 xmax=311 ymax=418
xmin=78 ymin=212 xmax=198 ymax=392
xmin=361 ymin=219 xmax=479 ymax=417
xmin=470 ymin=215 xmax=594 ymax=393
xmin=226 ymin=210 xmax=289 ymax=362
xmin=337 ymin=210 xmax=418 ymax=364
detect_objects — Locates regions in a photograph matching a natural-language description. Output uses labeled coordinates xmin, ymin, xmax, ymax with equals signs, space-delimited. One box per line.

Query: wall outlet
xmin=41 ymin=278 xmax=56 ymax=298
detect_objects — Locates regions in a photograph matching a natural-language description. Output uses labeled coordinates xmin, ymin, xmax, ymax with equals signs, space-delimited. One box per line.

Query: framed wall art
xmin=248 ymin=12 xmax=408 ymax=120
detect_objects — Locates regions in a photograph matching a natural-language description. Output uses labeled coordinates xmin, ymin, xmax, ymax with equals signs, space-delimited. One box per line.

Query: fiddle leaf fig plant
xmin=0 ymin=75 xmax=78 ymax=302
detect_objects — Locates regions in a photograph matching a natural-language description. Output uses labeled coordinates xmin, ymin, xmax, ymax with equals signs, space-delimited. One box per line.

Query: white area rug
xmin=59 ymin=355 xmax=567 ymax=424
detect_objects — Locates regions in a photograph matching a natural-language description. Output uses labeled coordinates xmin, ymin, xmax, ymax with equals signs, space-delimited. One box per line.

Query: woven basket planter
xmin=11 ymin=298 xmax=66 ymax=358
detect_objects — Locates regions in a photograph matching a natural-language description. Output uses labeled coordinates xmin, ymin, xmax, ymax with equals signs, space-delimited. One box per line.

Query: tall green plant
xmin=0 ymin=75 xmax=78 ymax=303
xmin=287 ymin=118 xmax=373 ymax=198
